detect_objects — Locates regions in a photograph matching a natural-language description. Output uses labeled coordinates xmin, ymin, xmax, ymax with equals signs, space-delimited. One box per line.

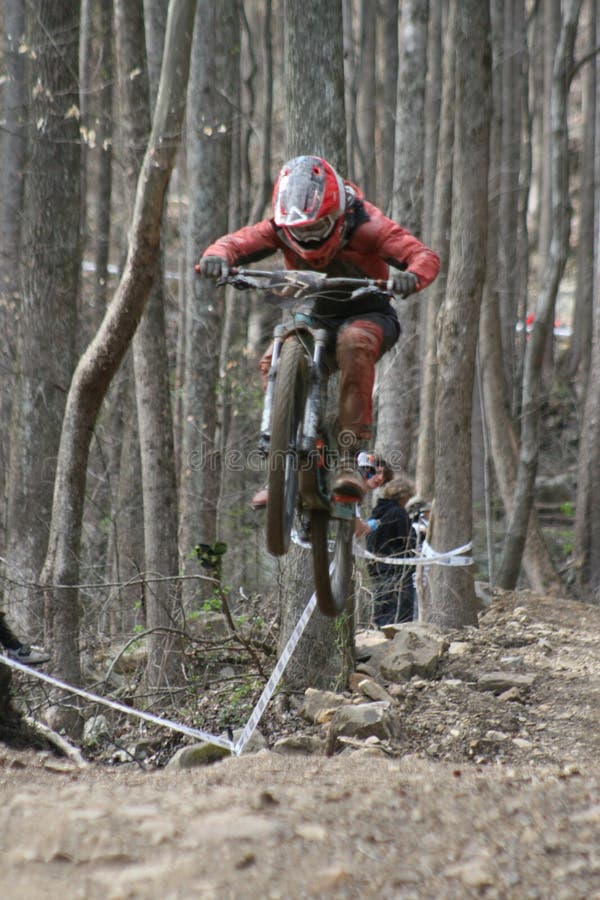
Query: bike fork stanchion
xmin=300 ymin=329 xmax=328 ymax=453
xmin=259 ymin=325 xmax=285 ymax=453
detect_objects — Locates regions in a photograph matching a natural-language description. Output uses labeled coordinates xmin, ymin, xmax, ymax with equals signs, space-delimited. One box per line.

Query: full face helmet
xmin=272 ymin=156 xmax=347 ymax=266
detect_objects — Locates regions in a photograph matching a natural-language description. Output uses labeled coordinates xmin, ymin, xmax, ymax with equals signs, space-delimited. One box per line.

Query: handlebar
xmin=196 ymin=267 xmax=395 ymax=302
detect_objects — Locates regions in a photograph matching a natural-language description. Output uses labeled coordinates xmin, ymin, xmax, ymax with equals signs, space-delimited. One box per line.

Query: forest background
xmin=0 ymin=0 xmax=599 ymax=733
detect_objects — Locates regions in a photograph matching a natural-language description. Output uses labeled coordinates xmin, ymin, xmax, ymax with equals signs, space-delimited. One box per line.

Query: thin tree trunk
xmin=422 ymin=0 xmax=443 ymax=243
xmin=566 ymin=0 xmax=596 ymax=393
xmin=375 ymin=0 xmax=429 ymax=469
xmin=425 ymin=0 xmax=491 ymax=629
xmin=135 ymin=0 xmax=183 ymax=692
xmin=5 ymin=1 xmax=81 ymax=637
xmin=377 ymin=0 xmax=399 ymax=214
xmin=93 ymin=0 xmax=114 ymax=313
xmin=496 ymin=0 xmax=582 ymax=589
xmin=572 ymin=0 xmax=600 ymax=601
xmin=415 ymin=0 xmax=455 ymax=502
xmin=180 ymin=0 xmax=237 ymax=608
xmin=480 ymin=0 xmax=564 ymax=595
xmin=281 ymin=0 xmax=353 ymax=691
xmin=0 ymin=0 xmax=27 ymax=552
xmin=355 ymin=0 xmax=377 ymax=200
xmin=498 ymin=0 xmax=525 ymax=409
xmin=249 ymin=0 xmax=274 ymax=223
xmin=41 ymin=0 xmax=197 ymax=701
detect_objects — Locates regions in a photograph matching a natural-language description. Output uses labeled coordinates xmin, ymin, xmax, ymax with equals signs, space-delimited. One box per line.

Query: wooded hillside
xmin=0 ymin=0 xmax=598 ymax=713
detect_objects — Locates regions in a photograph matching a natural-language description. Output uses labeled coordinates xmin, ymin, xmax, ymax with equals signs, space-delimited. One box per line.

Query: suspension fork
xmin=258 ymin=324 xmax=286 ymax=454
xmin=300 ymin=328 xmax=328 ymax=454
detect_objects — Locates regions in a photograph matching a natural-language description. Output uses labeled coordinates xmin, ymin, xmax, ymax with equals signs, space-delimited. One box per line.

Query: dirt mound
xmin=1 ymin=590 xmax=600 ymax=899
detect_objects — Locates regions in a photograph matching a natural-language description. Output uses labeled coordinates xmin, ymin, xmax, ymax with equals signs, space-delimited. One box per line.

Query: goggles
xmin=288 ymin=215 xmax=336 ymax=244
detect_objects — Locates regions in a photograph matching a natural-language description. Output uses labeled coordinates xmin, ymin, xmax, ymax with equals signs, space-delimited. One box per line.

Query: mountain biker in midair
xmin=197 ymin=155 xmax=440 ymax=502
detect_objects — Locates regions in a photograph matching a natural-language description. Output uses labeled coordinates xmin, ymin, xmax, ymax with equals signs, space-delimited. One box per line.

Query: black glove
xmin=387 ymin=271 xmax=418 ymax=298
xmin=198 ymin=255 xmax=229 ymax=279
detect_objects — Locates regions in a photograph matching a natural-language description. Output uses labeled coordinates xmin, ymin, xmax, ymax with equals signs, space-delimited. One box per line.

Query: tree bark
xmin=180 ymin=0 xmax=238 ymax=608
xmin=355 ymin=0 xmax=377 ymax=201
xmin=377 ymin=0 xmax=399 ymax=214
xmin=281 ymin=0 xmax=353 ymax=690
xmin=425 ymin=0 xmax=491 ymax=629
xmin=415 ymin=0 xmax=454 ymax=502
xmin=497 ymin=0 xmax=526 ymax=410
xmin=93 ymin=0 xmax=114 ymax=314
xmin=496 ymin=0 xmax=582 ymax=590
xmin=573 ymin=0 xmax=600 ymax=602
xmin=479 ymin=0 xmax=562 ymax=595
xmin=375 ymin=0 xmax=429 ymax=469
xmin=566 ymin=0 xmax=596 ymax=393
xmin=0 ymin=0 xmax=27 ymax=552
xmin=134 ymin=0 xmax=183 ymax=692
xmin=41 ymin=0 xmax=197 ymax=698
xmin=5 ymin=1 xmax=81 ymax=637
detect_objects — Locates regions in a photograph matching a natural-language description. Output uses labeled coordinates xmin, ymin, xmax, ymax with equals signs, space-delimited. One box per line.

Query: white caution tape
xmin=234 ymin=590 xmax=317 ymax=755
xmin=0 ymin=585 xmax=320 ymax=759
xmin=420 ymin=539 xmax=473 ymax=567
xmin=0 ymin=528 xmax=470 ymax=762
xmin=0 ymin=653 xmax=234 ymax=752
xmin=353 ymin=537 xmax=473 ymax=567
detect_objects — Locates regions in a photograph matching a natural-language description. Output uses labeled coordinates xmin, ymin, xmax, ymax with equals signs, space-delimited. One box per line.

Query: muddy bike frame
xmin=219 ymin=267 xmax=393 ymax=616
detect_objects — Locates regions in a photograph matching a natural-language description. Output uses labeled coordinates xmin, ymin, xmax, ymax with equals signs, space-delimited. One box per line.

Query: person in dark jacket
xmin=366 ymin=475 xmax=416 ymax=627
xmin=197 ymin=155 xmax=439 ymax=504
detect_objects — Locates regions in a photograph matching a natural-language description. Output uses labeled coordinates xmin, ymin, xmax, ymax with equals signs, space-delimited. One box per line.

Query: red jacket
xmin=202 ymin=194 xmax=440 ymax=292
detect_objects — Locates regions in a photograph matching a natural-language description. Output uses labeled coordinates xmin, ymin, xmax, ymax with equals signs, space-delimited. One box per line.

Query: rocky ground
xmin=1 ymin=588 xmax=600 ymax=899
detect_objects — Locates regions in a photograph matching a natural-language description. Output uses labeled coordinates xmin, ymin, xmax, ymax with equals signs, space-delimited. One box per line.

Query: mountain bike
xmin=219 ymin=268 xmax=394 ymax=618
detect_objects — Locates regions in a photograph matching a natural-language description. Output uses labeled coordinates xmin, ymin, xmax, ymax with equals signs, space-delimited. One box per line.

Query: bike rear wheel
xmin=266 ymin=337 xmax=308 ymax=556
xmin=310 ymin=510 xmax=354 ymax=617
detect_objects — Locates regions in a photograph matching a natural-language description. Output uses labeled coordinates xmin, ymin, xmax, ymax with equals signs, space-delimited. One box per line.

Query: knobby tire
xmin=266 ymin=337 xmax=307 ymax=556
xmin=310 ymin=511 xmax=354 ymax=617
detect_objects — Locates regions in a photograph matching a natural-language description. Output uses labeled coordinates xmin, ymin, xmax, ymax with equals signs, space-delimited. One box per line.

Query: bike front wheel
xmin=310 ymin=511 xmax=354 ymax=617
xmin=266 ymin=337 xmax=308 ymax=556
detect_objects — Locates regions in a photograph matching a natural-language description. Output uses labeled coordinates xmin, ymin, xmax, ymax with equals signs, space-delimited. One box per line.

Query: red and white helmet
xmin=272 ymin=156 xmax=347 ymax=266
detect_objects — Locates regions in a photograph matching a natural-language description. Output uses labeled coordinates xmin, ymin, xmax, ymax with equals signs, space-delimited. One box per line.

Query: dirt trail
xmin=1 ymin=590 xmax=600 ymax=899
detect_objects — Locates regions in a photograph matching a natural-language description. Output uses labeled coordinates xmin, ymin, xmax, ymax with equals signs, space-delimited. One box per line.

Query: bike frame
xmin=261 ymin=319 xmax=336 ymax=514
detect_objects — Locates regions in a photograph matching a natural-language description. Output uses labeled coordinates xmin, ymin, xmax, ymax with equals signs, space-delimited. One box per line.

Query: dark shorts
xmin=316 ymin=309 xmax=401 ymax=359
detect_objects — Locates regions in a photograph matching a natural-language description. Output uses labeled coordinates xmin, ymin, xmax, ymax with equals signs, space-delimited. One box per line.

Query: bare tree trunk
xmin=105 ymin=376 xmax=146 ymax=634
xmin=377 ymin=0 xmax=399 ymax=214
xmin=480 ymin=0 xmax=562 ymax=595
xmin=573 ymin=1 xmax=600 ymax=602
xmin=93 ymin=0 xmax=114 ymax=313
xmin=538 ymin=0 xmax=561 ymax=270
xmin=0 ymin=0 xmax=27 ymax=551
xmin=375 ymin=0 xmax=429 ymax=468
xmin=249 ymin=0 xmax=274 ymax=223
xmin=281 ymin=0 xmax=353 ymax=691
xmin=355 ymin=0 xmax=377 ymax=200
xmin=143 ymin=0 xmax=168 ymax=96
xmin=0 ymin=0 xmax=26 ymax=301
xmin=566 ymin=0 xmax=596 ymax=393
xmin=343 ymin=0 xmax=359 ymax=184
xmin=180 ymin=0 xmax=237 ymax=608
xmin=415 ymin=0 xmax=455 ymax=502
xmin=425 ymin=0 xmax=491 ymax=630
xmin=496 ymin=0 xmax=582 ymax=590
xmin=135 ymin=0 xmax=183 ymax=692
xmin=498 ymin=0 xmax=526 ymax=409
xmin=41 ymin=0 xmax=197 ymax=703
xmin=5 ymin=1 xmax=81 ymax=637
xmin=422 ymin=0 xmax=444 ymax=243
